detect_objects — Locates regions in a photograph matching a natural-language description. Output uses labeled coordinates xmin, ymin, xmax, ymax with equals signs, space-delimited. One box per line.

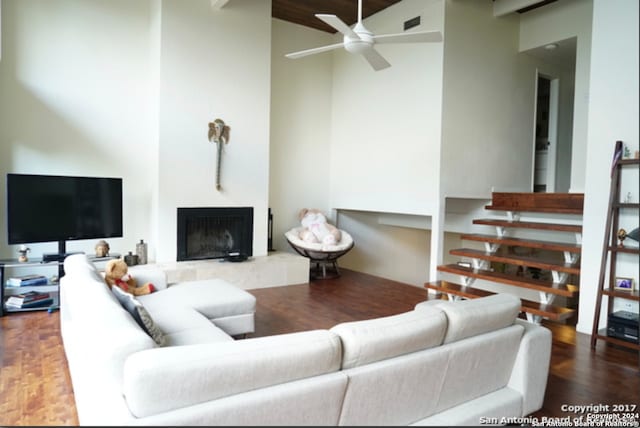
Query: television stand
xmin=0 ymin=258 xmax=62 ymax=316
xmin=1 ymin=253 xmax=120 ymax=316
xmin=42 ymin=252 xmax=84 ymax=263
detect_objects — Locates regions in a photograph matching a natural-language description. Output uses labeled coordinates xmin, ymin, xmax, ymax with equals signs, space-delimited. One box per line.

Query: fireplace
xmin=177 ymin=207 xmax=253 ymax=262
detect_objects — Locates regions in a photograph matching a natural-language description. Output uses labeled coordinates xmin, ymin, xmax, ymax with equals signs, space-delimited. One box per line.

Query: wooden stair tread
xmin=461 ymin=233 xmax=582 ymax=253
xmin=450 ymin=248 xmax=581 ymax=275
xmin=486 ymin=192 xmax=584 ymax=214
xmin=485 ymin=205 xmax=583 ymax=214
xmin=437 ymin=264 xmax=579 ymax=297
xmin=473 ymin=218 xmax=582 ymax=233
xmin=425 ymin=280 xmax=576 ymax=322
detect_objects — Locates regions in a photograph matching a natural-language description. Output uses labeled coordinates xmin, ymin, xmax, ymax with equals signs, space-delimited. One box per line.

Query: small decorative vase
xmin=136 ymin=239 xmax=148 ymax=265
xmin=124 ymin=251 xmax=139 ymax=267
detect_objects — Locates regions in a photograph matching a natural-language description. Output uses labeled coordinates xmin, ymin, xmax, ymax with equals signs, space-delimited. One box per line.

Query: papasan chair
xmin=285 ymin=227 xmax=354 ymax=280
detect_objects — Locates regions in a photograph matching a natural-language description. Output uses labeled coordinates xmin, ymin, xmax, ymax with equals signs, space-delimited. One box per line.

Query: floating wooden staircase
xmin=427 ymin=192 xmax=583 ymax=323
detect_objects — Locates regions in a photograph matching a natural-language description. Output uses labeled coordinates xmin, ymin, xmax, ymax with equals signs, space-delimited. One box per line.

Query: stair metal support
xmin=506 ymin=211 xmax=520 ymax=222
xmin=446 ymin=293 xmax=463 ymax=302
xmin=472 ymin=258 xmax=490 ymax=270
xmin=551 ymin=270 xmax=569 ymax=284
xmin=539 ymin=292 xmax=556 ymax=305
xmin=484 ymin=242 xmax=500 ymax=253
xmin=528 ymin=293 xmax=555 ymax=323
xmin=526 ymin=313 xmax=543 ymax=324
xmin=575 ymin=232 xmax=582 ymax=245
xmin=461 ymin=275 xmax=475 ymax=287
xmin=563 ymin=251 xmax=579 ymax=265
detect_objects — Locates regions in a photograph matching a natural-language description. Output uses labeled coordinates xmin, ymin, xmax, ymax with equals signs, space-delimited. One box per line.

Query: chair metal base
xmin=285 ymin=237 xmax=354 ymax=281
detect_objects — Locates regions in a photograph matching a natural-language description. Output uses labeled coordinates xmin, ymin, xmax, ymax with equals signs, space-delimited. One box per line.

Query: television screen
xmin=7 ymin=173 xmax=123 ymax=245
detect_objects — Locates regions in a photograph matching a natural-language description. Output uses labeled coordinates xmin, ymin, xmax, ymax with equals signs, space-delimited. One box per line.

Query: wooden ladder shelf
xmin=590 ymin=141 xmax=640 ymax=352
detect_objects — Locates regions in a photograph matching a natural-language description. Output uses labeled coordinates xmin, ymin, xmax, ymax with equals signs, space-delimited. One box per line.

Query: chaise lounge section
xmin=59 ymin=254 xmax=551 ymax=426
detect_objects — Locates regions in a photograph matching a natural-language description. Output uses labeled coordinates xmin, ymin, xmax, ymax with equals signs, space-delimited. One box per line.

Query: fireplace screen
xmin=177 ymin=207 xmax=253 ymax=261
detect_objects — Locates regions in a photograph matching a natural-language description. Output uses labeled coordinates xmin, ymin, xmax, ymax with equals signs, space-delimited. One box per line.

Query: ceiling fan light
xmin=345 ymin=40 xmax=372 ymax=55
xmin=544 ymin=43 xmax=559 ymax=50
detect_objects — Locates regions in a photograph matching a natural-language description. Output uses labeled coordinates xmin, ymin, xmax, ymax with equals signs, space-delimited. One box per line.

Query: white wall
xmin=269 ymin=0 xmax=446 ymax=286
xmin=556 ymin=66 xmax=575 ymax=193
xmin=578 ymin=0 xmax=639 ymax=333
xmin=329 ymin=0 xmax=445 ymax=216
xmin=154 ymin=0 xmax=272 ymax=262
xmin=337 ymin=210 xmax=431 ymax=287
xmin=441 ymin=0 xmax=532 ymax=198
xmin=0 ymin=0 xmax=155 ymax=259
xmin=519 ymin=0 xmax=593 ymax=192
xmin=269 ymin=18 xmax=334 ymax=252
xmin=0 ymin=0 xmax=272 ymax=264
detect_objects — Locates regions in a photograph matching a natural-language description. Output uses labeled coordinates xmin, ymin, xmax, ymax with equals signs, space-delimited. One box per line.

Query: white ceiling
xmin=523 ymin=36 xmax=577 ymax=70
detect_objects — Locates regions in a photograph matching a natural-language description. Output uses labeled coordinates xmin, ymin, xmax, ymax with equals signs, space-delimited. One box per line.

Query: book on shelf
xmin=5 ymin=291 xmax=53 ymax=309
xmin=5 ymin=274 xmax=49 ymax=287
xmin=5 ymin=298 xmax=54 ymax=309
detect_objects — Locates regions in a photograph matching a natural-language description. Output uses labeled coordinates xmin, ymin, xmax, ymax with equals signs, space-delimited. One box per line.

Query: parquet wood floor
xmin=1 ymin=268 xmax=638 ymax=426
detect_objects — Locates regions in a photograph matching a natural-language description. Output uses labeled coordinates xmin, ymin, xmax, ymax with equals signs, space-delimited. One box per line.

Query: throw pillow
xmin=112 ymin=286 xmax=166 ymax=346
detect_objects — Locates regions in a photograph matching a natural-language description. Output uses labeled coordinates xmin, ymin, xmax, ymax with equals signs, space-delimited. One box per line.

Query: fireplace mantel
xmin=147 ymin=251 xmax=309 ymax=290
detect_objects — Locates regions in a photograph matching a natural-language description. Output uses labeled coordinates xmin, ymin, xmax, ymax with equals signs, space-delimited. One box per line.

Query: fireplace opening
xmin=177 ymin=207 xmax=253 ymax=262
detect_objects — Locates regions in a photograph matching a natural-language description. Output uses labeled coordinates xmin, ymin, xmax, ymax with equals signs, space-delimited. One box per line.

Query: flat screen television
xmin=6 ymin=173 xmax=123 ymax=256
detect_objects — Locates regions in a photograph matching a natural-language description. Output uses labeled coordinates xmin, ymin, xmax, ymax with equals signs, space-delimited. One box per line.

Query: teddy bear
xmin=298 ymin=208 xmax=342 ymax=245
xmin=104 ymin=258 xmax=155 ymax=296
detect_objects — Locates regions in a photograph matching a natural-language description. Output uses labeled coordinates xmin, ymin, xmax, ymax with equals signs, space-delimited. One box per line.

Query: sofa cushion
xmin=422 ymin=294 xmax=520 ymax=344
xmin=112 ymin=286 xmax=166 ymax=347
xmin=141 ymin=279 xmax=256 ymax=321
xmin=127 ymin=265 xmax=168 ymax=291
xmin=123 ymin=329 xmax=343 ymax=418
xmin=433 ymin=324 xmax=524 ymax=414
xmin=147 ymin=305 xmax=232 ymax=345
xmin=63 ymin=253 xmax=104 ymax=283
xmin=163 ymin=325 xmax=233 ymax=346
xmin=330 ymin=307 xmax=447 ymax=369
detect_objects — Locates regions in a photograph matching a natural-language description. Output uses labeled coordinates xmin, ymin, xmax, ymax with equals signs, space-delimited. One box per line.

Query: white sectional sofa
xmin=59 ymin=254 xmax=551 ymax=426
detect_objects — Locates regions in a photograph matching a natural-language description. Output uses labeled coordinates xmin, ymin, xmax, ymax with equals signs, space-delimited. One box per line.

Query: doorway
xmin=525 ymin=37 xmax=576 ymax=193
xmin=533 ymin=74 xmax=559 ymax=193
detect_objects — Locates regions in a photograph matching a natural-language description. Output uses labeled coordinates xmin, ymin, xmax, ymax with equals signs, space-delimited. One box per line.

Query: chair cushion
xmin=285 ymin=227 xmax=354 ymax=253
xmin=112 ymin=286 xmax=166 ymax=346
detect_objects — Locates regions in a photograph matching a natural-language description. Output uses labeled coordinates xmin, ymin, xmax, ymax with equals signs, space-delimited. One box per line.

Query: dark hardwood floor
xmin=1 ymin=268 xmax=638 ymax=426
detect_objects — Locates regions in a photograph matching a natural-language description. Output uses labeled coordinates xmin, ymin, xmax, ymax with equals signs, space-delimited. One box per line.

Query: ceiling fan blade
xmin=373 ymin=30 xmax=443 ymax=44
xmin=285 ymin=42 xmax=345 ymax=59
xmin=316 ymin=14 xmax=359 ymax=39
xmin=361 ymin=47 xmax=391 ymax=71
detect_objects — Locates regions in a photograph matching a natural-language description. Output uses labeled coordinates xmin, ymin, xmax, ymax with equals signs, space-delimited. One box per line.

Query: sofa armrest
xmin=128 ymin=266 xmax=168 ymax=290
xmin=507 ymin=319 xmax=552 ymax=416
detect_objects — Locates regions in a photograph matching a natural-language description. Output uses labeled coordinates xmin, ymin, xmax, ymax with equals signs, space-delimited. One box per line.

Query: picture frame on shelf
xmin=614 ymin=277 xmax=635 ymax=291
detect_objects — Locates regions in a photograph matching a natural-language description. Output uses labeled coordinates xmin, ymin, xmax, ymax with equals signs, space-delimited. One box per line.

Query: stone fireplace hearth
xmin=176 ymin=207 xmax=253 ymax=262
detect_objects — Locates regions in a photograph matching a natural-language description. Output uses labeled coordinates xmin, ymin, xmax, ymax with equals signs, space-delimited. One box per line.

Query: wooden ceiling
xmin=272 ymin=0 xmax=403 ymax=33
xmin=271 ymin=0 xmax=559 ymax=33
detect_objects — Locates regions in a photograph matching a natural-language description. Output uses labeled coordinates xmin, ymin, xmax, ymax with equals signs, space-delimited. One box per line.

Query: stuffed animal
xmin=298 ymin=208 xmax=342 ymax=245
xmin=104 ymin=258 xmax=155 ymax=296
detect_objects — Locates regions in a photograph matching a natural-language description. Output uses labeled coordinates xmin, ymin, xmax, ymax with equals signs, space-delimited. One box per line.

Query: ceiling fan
xmin=285 ymin=0 xmax=443 ymax=71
